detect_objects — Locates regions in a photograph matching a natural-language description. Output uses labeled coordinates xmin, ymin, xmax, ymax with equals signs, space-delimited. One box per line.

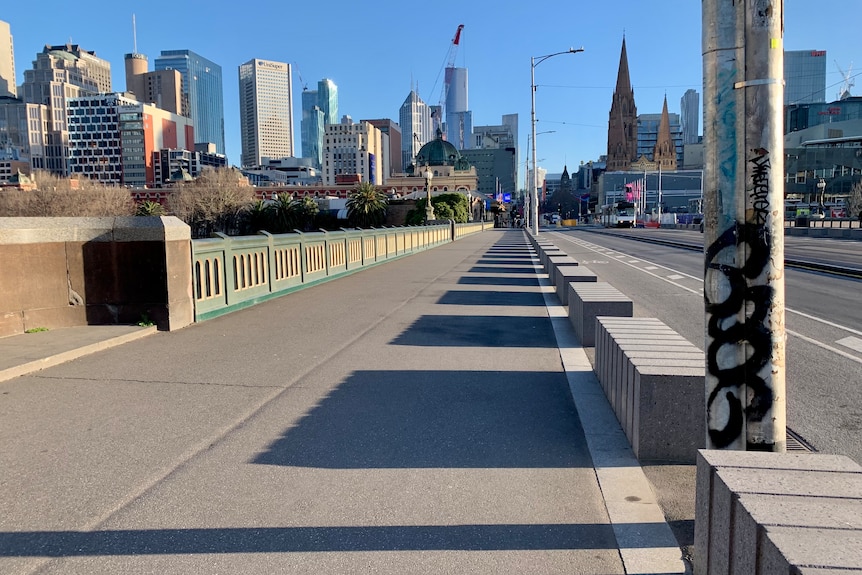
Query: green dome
xmin=415 ymin=133 xmax=460 ymax=167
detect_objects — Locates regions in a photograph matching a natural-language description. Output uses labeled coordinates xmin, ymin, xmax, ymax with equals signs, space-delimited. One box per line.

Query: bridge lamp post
xmin=424 ymin=166 xmax=435 ymax=223
xmin=816 ymin=178 xmax=826 ymax=211
xmin=531 ymin=47 xmax=584 ymax=234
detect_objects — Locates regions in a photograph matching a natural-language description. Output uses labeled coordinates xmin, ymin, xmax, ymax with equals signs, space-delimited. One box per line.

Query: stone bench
xmin=554 ymin=265 xmax=598 ymax=305
xmin=695 ymin=450 xmax=862 ymax=575
xmin=545 ymin=254 xmax=578 ymax=276
xmin=595 ymin=316 xmax=705 ymax=463
xmin=567 ymin=282 xmax=631 ymax=345
xmin=539 ymin=247 xmax=566 ymax=269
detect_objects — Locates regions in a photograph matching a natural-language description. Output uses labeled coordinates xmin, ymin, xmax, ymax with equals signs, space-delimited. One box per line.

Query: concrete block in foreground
xmin=694 ymin=450 xmax=862 ymax=575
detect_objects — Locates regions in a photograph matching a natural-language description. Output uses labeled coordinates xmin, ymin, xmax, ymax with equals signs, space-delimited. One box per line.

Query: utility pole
xmin=702 ymin=0 xmax=786 ymax=451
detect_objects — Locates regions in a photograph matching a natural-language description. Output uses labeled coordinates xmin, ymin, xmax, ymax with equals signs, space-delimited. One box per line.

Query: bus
xmin=600 ymin=201 xmax=637 ymax=228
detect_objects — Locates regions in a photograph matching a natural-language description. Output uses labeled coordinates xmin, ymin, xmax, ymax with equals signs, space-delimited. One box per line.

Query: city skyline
xmin=2 ymin=0 xmax=859 ymax=180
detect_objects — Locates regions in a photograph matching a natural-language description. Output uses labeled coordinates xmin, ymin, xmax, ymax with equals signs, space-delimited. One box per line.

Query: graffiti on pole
xmin=704 ymin=148 xmax=777 ymax=449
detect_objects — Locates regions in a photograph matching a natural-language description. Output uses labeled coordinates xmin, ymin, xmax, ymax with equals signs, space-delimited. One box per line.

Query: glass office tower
xmin=784 ymin=50 xmax=827 ymax=105
xmin=155 ymin=49 xmax=225 ymax=154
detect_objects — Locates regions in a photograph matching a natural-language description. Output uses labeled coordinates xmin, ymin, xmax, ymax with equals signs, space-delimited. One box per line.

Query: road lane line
xmin=836 ymin=336 xmax=862 ymax=353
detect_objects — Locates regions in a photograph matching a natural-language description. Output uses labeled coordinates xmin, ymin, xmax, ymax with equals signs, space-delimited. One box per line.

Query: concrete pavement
xmin=0 ymin=229 xmax=689 ymax=574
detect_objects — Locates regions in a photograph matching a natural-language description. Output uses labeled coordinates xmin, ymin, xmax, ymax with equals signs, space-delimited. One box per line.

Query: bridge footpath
xmin=0 ymin=229 xmax=685 ymax=575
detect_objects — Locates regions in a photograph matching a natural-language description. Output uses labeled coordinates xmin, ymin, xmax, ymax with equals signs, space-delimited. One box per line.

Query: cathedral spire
xmin=606 ymin=36 xmax=638 ymax=171
xmin=653 ymin=95 xmax=677 ymax=170
xmin=615 ymin=36 xmax=633 ymax=97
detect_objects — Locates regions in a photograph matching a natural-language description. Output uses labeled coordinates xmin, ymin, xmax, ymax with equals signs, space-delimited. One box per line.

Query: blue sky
xmin=4 ymin=0 xmax=860 ymax=182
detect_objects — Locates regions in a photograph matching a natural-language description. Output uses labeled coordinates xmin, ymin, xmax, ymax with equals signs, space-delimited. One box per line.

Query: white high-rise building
xmin=322 ymin=118 xmax=384 ymax=185
xmin=399 ymin=90 xmax=431 ymax=170
xmin=0 ymin=20 xmax=15 ymax=98
xmin=680 ymin=89 xmax=700 ymax=145
xmin=238 ymin=58 xmax=294 ymax=167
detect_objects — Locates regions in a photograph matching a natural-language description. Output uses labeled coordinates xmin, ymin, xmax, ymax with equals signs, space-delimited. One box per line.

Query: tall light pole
xmin=526 ymin=130 xmax=555 ymax=230
xmin=531 ymin=47 xmax=583 ymax=234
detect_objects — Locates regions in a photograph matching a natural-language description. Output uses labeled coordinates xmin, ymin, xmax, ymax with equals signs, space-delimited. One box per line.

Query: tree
xmin=240 ymin=199 xmax=272 ymax=234
xmin=0 ymin=172 xmax=135 ymax=217
xmin=297 ymin=196 xmax=320 ymax=230
xmin=135 ymin=200 xmax=166 ymax=216
xmin=346 ymin=182 xmax=388 ymax=228
xmin=167 ymin=167 xmax=255 ymax=237
xmin=405 ymin=193 xmax=470 ymax=225
xmin=269 ymin=193 xmax=300 ymax=233
xmin=848 ymin=180 xmax=862 ymax=222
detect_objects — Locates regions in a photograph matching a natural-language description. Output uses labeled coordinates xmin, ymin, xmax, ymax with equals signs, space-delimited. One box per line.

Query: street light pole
xmin=424 ymin=165 xmax=435 ymax=223
xmin=531 ymin=47 xmax=583 ymax=235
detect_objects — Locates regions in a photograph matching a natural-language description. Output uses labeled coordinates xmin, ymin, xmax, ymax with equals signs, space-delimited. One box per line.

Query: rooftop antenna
xmin=132 ymin=14 xmax=138 ymax=53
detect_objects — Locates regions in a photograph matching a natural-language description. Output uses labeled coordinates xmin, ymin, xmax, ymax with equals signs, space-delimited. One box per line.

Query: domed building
xmin=385 ymin=129 xmax=478 ymax=200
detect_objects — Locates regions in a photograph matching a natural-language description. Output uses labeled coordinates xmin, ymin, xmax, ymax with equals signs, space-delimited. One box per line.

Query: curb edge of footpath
xmin=0 ymin=325 xmax=158 ymax=383
xmin=534 ymin=256 xmax=688 ymax=575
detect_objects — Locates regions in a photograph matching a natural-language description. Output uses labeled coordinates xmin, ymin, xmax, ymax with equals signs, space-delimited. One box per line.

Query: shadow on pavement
xmin=0 ymin=523 xmax=624 ymax=556
xmin=457 ymin=276 xmax=540 ymax=287
xmin=254 ymin=370 xmax=587 ymax=469
xmin=436 ymin=290 xmax=547 ymax=307
xmin=468 ymin=266 xmax=537 ymax=274
xmin=390 ymin=315 xmax=556 ymax=347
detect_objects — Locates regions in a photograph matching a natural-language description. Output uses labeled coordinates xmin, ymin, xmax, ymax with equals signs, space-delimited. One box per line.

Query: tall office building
xmin=445 ymin=67 xmax=472 ymax=150
xmin=399 ymin=90 xmax=432 ymax=170
xmin=0 ymin=20 xmax=15 ymax=98
xmin=322 ymin=119 xmax=383 ymax=185
xmin=680 ymin=89 xmax=699 ymax=145
xmin=301 ymin=89 xmax=324 ymax=168
xmin=66 ymin=92 xmax=194 ymax=187
xmin=300 ymin=78 xmax=337 ymax=169
xmin=154 ymin=49 xmax=225 ymax=153
xmin=124 ymin=52 xmax=182 ymax=114
xmin=317 ymin=78 xmax=338 ymax=125
xmin=21 ymin=44 xmax=112 ymax=175
xmin=365 ymin=118 xmax=402 ymax=175
xmin=238 ymin=58 xmax=294 ymax=168
xmin=785 ymin=49 xmax=826 ymax=105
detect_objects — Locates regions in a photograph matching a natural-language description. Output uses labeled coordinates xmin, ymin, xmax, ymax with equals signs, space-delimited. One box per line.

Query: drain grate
xmin=787 ymin=427 xmax=817 ymax=452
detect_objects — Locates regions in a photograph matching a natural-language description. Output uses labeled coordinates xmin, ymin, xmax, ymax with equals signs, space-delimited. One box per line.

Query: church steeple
xmin=607 ymin=36 xmax=638 ymax=171
xmin=653 ymin=95 xmax=678 ymax=170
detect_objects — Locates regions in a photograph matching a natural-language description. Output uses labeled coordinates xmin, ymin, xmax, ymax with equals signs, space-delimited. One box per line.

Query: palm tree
xmin=297 ymin=196 xmax=320 ymax=230
xmin=347 ymin=182 xmax=388 ymax=228
xmin=270 ymin=193 xmax=300 ymax=233
xmin=241 ymin=199 xmax=272 ymax=234
xmin=135 ymin=200 xmax=166 ymax=216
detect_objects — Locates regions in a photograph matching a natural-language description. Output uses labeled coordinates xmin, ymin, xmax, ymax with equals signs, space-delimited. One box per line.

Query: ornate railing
xmin=191 ymin=222 xmax=490 ymax=321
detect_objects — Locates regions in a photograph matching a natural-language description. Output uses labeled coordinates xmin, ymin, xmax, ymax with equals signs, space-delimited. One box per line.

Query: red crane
xmin=431 ymin=25 xmax=464 ymax=132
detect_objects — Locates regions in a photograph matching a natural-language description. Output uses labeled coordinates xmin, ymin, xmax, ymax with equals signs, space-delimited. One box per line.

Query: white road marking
xmin=836 ymin=336 xmax=862 ymax=353
xmin=667 ymin=274 xmax=685 ymax=280
xmin=644 ymin=266 xmax=658 ymax=270
xmin=550 ymin=232 xmax=862 ymax=364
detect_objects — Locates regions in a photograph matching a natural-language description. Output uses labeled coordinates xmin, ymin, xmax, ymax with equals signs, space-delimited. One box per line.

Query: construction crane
xmin=429 ymin=25 xmax=464 ymax=134
xmin=835 ymin=60 xmax=855 ymax=100
xmin=294 ymin=62 xmax=308 ymax=91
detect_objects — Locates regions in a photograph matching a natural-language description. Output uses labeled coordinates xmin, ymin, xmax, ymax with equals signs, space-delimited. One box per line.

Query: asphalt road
xmin=548 ymin=227 xmax=862 ymax=465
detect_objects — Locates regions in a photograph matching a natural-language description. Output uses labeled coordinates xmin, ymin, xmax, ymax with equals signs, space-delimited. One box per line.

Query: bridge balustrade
xmin=191 ymin=223 xmax=486 ymax=322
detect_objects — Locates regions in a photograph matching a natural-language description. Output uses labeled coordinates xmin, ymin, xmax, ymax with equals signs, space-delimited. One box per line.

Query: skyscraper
xmin=317 ymin=78 xmax=338 ymax=125
xmin=445 ymin=67 xmax=472 ymax=150
xmin=784 ymin=50 xmax=826 ymax=105
xmin=680 ymin=89 xmax=699 ymax=145
xmin=21 ymin=44 xmax=113 ymax=175
xmin=124 ymin=52 xmax=182 ymax=115
xmin=399 ymin=90 xmax=431 ymax=170
xmin=0 ymin=20 xmax=15 ymax=98
xmin=155 ymin=49 xmax=225 ymax=154
xmin=300 ymin=78 xmax=337 ymax=169
xmin=238 ymin=58 xmax=294 ymax=168
xmin=301 ymin=89 xmax=324 ymax=168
